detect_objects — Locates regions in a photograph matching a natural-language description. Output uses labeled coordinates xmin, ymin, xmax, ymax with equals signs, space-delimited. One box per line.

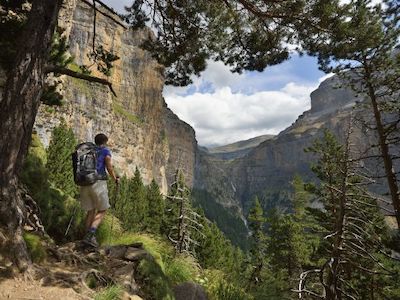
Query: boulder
xmin=173 ymin=282 xmax=208 ymax=300
xmin=124 ymin=248 xmax=149 ymax=261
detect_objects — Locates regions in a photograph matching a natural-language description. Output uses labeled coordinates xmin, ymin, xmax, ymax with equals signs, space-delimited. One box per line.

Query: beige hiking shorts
xmin=80 ymin=180 xmax=110 ymax=211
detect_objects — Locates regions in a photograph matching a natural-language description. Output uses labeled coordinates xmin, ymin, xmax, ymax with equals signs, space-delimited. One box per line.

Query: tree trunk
xmin=0 ymin=0 xmax=63 ymax=272
xmin=364 ymin=65 xmax=400 ymax=229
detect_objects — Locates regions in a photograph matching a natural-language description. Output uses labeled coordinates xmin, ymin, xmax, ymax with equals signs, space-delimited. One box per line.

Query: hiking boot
xmin=82 ymin=232 xmax=99 ymax=248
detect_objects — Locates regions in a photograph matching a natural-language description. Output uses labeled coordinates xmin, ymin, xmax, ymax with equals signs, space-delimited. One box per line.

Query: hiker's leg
xmin=90 ymin=210 xmax=107 ymax=229
xmin=85 ymin=209 xmax=96 ymax=231
xmin=90 ymin=180 xmax=110 ymax=230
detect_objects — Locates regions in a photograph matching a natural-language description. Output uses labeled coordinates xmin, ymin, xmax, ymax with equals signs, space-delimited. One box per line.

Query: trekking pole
xmin=109 ymin=178 xmax=120 ymax=245
xmin=65 ymin=204 xmax=78 ymax=237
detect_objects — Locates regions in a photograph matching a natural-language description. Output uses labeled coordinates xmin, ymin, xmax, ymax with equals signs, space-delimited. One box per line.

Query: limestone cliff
xmin=34 ymin=0 xmax=197 ymax=193
xmin=234 ymin=76 xmax=359 ymax=210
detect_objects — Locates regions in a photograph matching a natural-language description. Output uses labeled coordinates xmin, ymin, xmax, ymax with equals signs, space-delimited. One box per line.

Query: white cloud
xmin=163 ymin=60 xmax=244 ymax=97
xmin=165 ymin=82 xmax=318 ymax=147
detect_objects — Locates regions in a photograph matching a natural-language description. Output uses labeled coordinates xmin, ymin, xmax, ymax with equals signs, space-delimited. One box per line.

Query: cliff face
xmin=193 ymin=75 xmax=371 ymax=241
xmin=34 ymin=0 xmax=197 ymax=193
xmin=235 ymin=76 xmax=360 ymax=207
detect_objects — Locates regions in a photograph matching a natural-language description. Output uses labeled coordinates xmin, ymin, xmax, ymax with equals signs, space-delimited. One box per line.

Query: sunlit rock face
xmin=34 ymin=0 xmax=197 ymax=194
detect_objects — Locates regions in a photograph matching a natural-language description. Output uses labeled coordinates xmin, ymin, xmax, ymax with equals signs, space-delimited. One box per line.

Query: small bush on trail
xmin=23 ymin=233 xmax=47 ymax=263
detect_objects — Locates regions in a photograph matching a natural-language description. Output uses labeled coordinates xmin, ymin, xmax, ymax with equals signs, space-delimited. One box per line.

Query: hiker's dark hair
xmin=95 ymin=133 xmax=108 ymax=146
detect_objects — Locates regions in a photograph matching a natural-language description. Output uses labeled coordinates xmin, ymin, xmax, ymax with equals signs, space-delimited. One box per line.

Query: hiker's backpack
xmin=72 ymin=142 xmax=98 ymax=186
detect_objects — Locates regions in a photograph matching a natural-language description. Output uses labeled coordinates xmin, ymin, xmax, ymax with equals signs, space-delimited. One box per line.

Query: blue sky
xmin=102 ymin=0 xmax=330 ymax=146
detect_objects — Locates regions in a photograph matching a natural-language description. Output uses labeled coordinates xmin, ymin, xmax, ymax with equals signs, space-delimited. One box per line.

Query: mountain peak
xmin=310 ymin=75 xmax=357 ymax=115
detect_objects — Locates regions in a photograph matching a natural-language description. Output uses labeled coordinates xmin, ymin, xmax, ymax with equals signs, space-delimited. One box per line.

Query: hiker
xmin=79 ymin=133 xmax=119 ymax=247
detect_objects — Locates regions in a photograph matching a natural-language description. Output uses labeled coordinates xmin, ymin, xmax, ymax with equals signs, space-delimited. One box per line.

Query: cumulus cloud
xmin=164 ymin=60 xmax=244 ymax=97
xmin=165 ymin=82 xmax=318 ymax=147
xmin=163 ymin=56 xmax=322 ymax=97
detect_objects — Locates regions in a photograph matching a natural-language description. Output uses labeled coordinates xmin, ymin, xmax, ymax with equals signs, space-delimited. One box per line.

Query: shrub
xmin=21 ymin=134 xmax=84 ymax=242
xmin=23 ymin=233 xmax=47 ymax=263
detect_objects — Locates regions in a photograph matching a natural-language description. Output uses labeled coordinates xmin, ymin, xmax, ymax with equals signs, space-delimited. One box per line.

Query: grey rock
xmin=173 ymin=282 xmax=208 ymax=300
xmin=124 ymin=248 xmax=149 ymax=261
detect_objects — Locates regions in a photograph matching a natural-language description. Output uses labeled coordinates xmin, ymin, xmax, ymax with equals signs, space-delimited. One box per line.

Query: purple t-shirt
xmin=97 ymin=146 xmax=111 ymax=178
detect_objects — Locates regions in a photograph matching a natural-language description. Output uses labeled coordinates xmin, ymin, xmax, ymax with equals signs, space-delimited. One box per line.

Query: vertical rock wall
xmin=34 ymin=0 xmax=197 ymax=193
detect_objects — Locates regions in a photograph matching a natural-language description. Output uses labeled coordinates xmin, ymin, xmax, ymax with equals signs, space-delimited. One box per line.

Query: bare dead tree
xmin=166 ymin=169 xmax=203 ymax=255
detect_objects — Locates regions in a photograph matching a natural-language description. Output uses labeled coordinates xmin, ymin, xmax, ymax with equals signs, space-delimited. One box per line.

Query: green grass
xmin=96 ymin=213 xmax=124 ymax=246
xmin=112 ymin=101 xmax=143 ymax=125
xmin=23 ymin=233 xmax=47 ymax=263
xmin=69 ymin=77 xmax=93 ymax=97
xmin=98 ymin=219 xmax=172 ymax=271
xmin=203 ymin=269 xmax=253 ymax=300
xmin=67 ymin=62 xmax=81 ymax=73
xmin=165 ymin=254 xmax=199 ymax=285
xmin=94 ymin=285 xmax=124 ymax=300
xmin=43 ymin=106 xmax=56 ymax=114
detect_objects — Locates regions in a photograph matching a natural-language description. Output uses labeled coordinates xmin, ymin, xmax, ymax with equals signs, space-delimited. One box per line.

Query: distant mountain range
xmin=202 ymin=135 xmax=275 ymax=160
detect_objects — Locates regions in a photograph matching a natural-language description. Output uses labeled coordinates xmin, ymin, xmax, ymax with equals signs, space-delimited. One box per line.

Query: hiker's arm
xmin=105 ymin=156 xmax=119 ymax=183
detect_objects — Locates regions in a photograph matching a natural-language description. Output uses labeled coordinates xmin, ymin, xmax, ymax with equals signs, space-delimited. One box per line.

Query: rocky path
xmin=0 ymin=277 xmax=84 ymax=300
xmin=0 ymin=241 xmax=149 ymax=300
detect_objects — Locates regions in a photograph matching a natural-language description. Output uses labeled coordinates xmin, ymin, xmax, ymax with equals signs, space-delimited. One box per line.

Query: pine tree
xmin=247 ymin=196 xmax=267 ymax=289
xmin=125 ymin=167 xmax=147 ymax=231
xmin=112 ymin=175 xmax=130 ymax=222
xmin=300 ymin=0 xmax=400 ymax=228
xmin=123 ymin=0 xmax=349 ymax=86
xmin=197 ymin=220 xmax=227 ymax=269
xmin=266 ymin=208 xmax=312 ymax=297
xmin=46 ymin=121 xmax=77 ymax=198
xmin=145 ymin=179 xmax=164 ymax=234
xmin=298 ymin=129 xmax=392 ymax=299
